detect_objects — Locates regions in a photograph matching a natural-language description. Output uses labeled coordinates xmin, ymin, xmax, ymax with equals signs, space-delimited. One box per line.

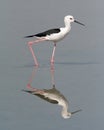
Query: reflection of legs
xmin=26 ymin=67 xmax=44 ymax=95
xmin=26 ymin=66 xmax=45 ymax=93
xmin=51 ymin=42 xmax=56 ymax=64
xmin=27 ymin=38 xmax=46 ymax=66
xmin=50 ymin=67 xmax=55 ymax=86
xmin=27 ymin=67 xmax=38 ymax=89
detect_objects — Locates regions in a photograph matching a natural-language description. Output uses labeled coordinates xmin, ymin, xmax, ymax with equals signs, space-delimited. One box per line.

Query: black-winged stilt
xmin=22 ymin=67 xmax=82 ymax=119
xmin=22 ymin=86 xmax=82 ymax=119
xmin=25 ymin=15 xmax=85 ymax=66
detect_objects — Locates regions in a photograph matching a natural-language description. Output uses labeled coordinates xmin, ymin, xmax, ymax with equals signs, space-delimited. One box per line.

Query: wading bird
xmin=25 ymin=15 xmax=85 ymax=66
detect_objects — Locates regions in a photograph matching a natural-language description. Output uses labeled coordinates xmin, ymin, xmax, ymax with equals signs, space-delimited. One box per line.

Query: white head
xmin=64 ymin=15 xmax=85 ymax=26
xmin=61 ymin=109 xmax=82 ymax=119
xmin=62 ymin=112 xmax=71 ymax=119
xmin=64 ymin=15 xmax=74 ymax=23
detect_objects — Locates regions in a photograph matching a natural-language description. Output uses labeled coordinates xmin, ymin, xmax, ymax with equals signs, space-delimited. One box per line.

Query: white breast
xmin=46 ymin=28 xmax=70 ymax=42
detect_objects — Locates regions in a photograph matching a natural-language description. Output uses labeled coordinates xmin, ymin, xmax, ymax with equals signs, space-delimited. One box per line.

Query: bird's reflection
xmin=22 ymin=66 xmax=81 ymax=119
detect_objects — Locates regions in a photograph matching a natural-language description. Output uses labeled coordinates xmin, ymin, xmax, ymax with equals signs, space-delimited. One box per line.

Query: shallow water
xmin=0 ymin=0 xmax=103 ymax=130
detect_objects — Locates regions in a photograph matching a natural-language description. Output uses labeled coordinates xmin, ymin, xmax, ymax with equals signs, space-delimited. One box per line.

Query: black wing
xmin=24 ymin=28 xmax=60 ymax=38
xmin=35 ymin=93 xmax=58 ymax=104
xmin=22 ymin=89 xmax=58 ymax=104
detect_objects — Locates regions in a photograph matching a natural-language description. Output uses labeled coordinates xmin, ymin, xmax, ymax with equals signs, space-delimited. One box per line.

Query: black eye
xmin=70 ymin=17 xmax=73 ymax=20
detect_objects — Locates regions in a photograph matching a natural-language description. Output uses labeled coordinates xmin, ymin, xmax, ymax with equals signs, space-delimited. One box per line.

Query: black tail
xmin=24 ymin=35 xmax=36 ymax=38
xmin=22 ymin=89 xmax=33 ymax=94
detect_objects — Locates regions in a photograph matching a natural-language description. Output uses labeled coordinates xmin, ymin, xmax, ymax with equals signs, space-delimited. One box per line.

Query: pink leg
xmin=51 ymin=42 xmax=56 ymax=64
xmin=28 ymin=44 xmax=39 ymax=66
xmin=27 ymin=67 xmax=38 ymax=89
xmin=26 ymin=67 xmax=38 ymax=91
xmin=26 ymin=67 xmax=44 ymax=94
xmin=27 ymin=38 xmax=46 ymax=66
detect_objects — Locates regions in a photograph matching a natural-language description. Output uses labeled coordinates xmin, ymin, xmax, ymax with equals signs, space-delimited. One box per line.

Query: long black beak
xmin=71 ymin=109 xmax=82 ymax=115
xmin=74 ymin=20 xmax=85 ymax=26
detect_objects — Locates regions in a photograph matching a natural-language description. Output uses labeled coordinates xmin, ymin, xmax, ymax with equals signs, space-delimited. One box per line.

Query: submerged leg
xmin=27 ymin=38 xmax=46 ymax=66
xmin=51 ymin=42 xmax=56 ymax=64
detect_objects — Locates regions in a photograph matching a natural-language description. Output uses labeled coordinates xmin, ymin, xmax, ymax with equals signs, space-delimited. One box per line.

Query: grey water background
xmin=0 ymin=0 xmax=103 ymax=130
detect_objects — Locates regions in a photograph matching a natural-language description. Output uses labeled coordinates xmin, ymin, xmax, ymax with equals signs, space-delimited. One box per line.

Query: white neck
xmin=61 ymin=105 xmax=71 ymax=118
xmin=64 ymin=19 xmax=71 ymax=31
xmin=62 ymin=106 xmax=68 ymax=114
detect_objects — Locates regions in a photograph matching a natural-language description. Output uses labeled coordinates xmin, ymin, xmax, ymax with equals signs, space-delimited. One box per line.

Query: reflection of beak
xmin=71 ymin=109 xmax=82 ymax=115
xmin=74 ymin=20 xmax=85 ymax=26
